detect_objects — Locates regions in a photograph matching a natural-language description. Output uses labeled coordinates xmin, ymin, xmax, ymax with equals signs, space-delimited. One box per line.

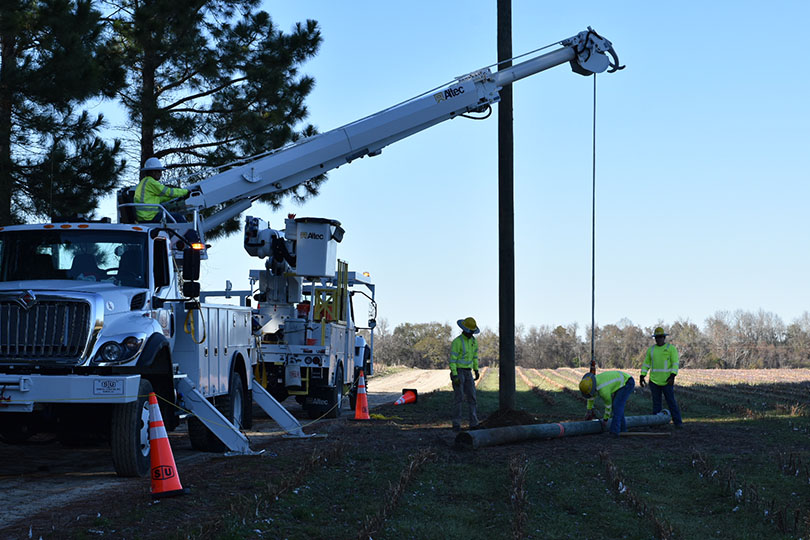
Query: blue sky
xmin=104 ymin=1 xmax=810 ymax=333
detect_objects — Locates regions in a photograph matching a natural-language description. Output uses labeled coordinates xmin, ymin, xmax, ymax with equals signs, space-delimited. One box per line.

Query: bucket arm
xmin=184 ymin=28 xmax=622 ymax=235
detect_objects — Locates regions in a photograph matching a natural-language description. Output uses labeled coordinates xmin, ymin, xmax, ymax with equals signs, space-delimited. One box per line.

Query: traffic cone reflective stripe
xmin=354 ymin=370 xmax=370 ymax=420
xmin=394 ymin=388 xmax=417 ymax=406
xmin=148 ymin=392 xmax=187 ymax=498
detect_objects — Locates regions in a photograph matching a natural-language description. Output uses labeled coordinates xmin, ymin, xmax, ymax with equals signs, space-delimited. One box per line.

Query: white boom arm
xmin=185 ymin=28 xmax=622 ymax=234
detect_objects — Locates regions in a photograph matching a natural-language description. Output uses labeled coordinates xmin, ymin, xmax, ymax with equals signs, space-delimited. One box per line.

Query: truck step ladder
xmin=252 ymin=379 xmax=312 ymax=438
xmin=175 ymin=377 xmax=262 ymax=455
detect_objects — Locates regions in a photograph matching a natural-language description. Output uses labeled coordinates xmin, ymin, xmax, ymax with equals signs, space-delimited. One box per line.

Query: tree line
xmin=2 ymin=1 xmax=322 ymax=236
xmin=372 ymin=309 xmax=810 ymax=370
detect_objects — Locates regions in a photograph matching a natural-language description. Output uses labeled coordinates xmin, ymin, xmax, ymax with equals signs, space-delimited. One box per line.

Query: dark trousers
xmin=650 ymin=381 xmax=683 ymax=425
xmin=609 ymin=377 xmax=635 ymax=434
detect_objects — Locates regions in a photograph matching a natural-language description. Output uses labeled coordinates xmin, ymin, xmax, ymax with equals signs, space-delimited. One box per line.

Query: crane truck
xmin=0 ymin=28 xmax=622 ymax=476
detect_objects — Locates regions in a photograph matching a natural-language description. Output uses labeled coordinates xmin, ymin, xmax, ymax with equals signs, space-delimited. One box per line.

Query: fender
xmin=136 ymin=333 xmax=171 ymax=372
xmin=229 ymin=351 xmax=252 ymax=391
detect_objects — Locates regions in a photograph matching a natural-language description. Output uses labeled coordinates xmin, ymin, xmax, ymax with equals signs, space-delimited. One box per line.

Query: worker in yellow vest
xmin=639 ymin=326 xmax=683 ymax=427
xmin=134 ymin=157 xmax=189 ymax=222
xmin=579 ymin=370 xmax=635 ymax=437
xmin=449 ymin=317 xmax=480 ymax=432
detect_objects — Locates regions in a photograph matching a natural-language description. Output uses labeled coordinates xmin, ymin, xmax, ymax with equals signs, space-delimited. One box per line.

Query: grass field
xmin=8 ymin=368 xmax=810 ymax=540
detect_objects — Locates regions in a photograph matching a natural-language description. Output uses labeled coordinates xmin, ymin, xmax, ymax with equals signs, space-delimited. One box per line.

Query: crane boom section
xmin=185 ymin=28 xmax=622 ymax=234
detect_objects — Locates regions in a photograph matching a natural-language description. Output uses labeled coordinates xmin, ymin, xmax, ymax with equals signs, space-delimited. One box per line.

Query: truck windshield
xmin=0 ymin=229 xmax=148 ymax=288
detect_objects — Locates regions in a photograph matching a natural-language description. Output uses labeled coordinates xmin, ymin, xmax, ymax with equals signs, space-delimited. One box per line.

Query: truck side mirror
xmin=153 ymin=239 xmax=171 ymax=289
xmin=183 ymin=247 xmax=201 ymax=281
xmin=183 ymin=281 xmax=201 ymax=298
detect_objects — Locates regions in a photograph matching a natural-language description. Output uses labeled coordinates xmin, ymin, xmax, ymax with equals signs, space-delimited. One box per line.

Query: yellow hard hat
xmin=652 ymin=327 xmax=668 ymax=338
xmin=457 ymin=317 xmax=480 ymax=335
xmin=579 ymin=373 xmax=596 ymax=397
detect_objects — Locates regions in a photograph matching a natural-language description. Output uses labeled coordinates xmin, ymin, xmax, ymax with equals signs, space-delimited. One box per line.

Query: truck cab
xmin=0 ymin=220 xmax=254 ymax=477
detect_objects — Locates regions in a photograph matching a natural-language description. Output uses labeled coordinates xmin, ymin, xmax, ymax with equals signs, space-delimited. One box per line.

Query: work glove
xmin=666 ymin=373 xmax=676 ymax=385
xmin=450 ymin=372 xmax=459 ymax=387
xmin=639 ymin=375 xmax=646 ymax=388
xmin=474 ymin=370 xmax=480 ymax=381
xmin=584 ymin=409 xmax=596 ymax=420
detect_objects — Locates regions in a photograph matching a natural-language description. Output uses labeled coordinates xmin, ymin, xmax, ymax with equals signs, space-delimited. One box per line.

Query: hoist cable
xmin=590 ymin=74 xmax=597 ymax=375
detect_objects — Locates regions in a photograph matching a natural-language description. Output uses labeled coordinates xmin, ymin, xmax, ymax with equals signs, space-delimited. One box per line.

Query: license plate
xmin=93 ymin=379 xmax=125 ymax=395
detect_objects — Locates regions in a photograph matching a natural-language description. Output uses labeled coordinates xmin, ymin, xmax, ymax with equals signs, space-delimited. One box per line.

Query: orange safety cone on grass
xmin=147 ymin=392 xmax=188 ymax=498
xmin=353 ymin=370 xmax=370 ymax=420
xmin=394 ymin=388 xmax=418 ymax=406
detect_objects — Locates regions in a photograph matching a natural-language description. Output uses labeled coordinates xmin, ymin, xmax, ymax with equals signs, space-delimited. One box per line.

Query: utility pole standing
xmin=497 ymin=0 xmax=516 ymax=411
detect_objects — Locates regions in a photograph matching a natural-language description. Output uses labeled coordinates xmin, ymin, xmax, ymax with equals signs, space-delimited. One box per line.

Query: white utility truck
xmin=243 ymin=215 xmax=376 ymax=419
xmin=0 ymin=28 xmax=622 ymax=476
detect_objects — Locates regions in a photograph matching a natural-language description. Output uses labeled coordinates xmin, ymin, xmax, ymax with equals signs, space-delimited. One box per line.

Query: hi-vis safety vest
xmin=449 ymin=334 xmax=478 ymax=375
xmin=586 ymin=370 xmax=632 ymax=420
xmin=641 ymin=343 xmax=679 ymax=385
xmin=134 ymin=175 xmax=189 ymax=221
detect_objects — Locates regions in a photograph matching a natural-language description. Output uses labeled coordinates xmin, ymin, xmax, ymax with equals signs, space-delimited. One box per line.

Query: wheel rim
xmin=138 ymin=400 xmax=150 ymax=458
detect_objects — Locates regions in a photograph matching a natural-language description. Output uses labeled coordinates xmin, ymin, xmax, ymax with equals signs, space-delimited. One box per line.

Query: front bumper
xmin=0 ymin=373 xmax=141 ymax=412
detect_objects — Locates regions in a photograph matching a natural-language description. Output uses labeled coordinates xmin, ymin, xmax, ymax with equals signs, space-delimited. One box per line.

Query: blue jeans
xmin=650 ymin=381 xmax=683 ymax=425
xmin=610 ymin=377 xmax=635 ymax=435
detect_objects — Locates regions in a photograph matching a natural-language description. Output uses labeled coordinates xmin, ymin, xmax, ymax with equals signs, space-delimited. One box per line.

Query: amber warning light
xmin=191 ymin=243 xmax=206 ymax=250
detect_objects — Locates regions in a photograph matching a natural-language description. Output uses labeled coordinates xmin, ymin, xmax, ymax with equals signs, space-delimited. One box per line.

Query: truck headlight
xmin=95 ymin=336 xmax=145 ymax=364
xmin=101 ymin=342 xmax=123 ymax=363
xmin=123 ymin=336 xmax=143 ymax=354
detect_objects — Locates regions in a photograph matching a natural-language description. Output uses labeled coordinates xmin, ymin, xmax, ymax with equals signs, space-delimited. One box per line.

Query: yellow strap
xmin=184 ymin=307 xmax=206 ymax=344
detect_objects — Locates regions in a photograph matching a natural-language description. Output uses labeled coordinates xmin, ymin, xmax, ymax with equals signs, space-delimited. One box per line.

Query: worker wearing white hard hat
xmin=134 ymin=157 xmax=190 ymax=222
xmin=449 ymin=316 xmax=480 ymax=431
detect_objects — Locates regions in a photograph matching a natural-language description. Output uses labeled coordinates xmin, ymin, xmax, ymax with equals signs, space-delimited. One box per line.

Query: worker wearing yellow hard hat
xmin=580 ymin=370 xmax=635 ymax=437
xmin=449 ymin=316 xmax=480 ymax=432
xmin=639 ymin=326 xmax=683 ymax=427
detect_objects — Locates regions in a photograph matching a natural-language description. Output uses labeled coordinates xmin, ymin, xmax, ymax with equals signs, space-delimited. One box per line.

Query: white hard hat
xmin=140 ymin=157 xmax=165 ymax=172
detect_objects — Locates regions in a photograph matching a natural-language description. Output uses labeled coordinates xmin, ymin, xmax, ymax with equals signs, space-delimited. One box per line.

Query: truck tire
xmin=111 ymin=378 xmax=153 ymax=478
xmin=270 ymin=387 xmax=289 ymax=403
xmin=325 ymin=364 xmax=344 ymax=419
xmin=188 ymin=369 xmax=249 ymax=452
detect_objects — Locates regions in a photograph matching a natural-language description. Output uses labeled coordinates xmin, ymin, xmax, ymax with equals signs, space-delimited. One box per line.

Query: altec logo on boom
xmin=300 ymin=232 xmax=324 ymax=240
xmin=433 ymin=85 xmax=465 ymax=104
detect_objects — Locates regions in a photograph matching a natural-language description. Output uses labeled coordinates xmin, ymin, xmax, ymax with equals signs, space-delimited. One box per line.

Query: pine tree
xmin=108 ymin=1 xmax=322 ymax=237
xmin=0 ymin=0 xmax=125 ymax=224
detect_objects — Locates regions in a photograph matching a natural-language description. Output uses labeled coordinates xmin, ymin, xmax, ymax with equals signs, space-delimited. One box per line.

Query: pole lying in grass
xmin=455 ymin=411 xmax=672 ymax=449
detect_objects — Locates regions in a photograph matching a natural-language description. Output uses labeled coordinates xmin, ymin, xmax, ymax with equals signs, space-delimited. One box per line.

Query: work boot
xmin=674 ymin=423 xmax=684 ymax=429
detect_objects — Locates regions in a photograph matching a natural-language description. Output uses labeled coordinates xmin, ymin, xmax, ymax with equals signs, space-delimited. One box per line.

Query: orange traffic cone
xmin=394 ymin=388 xmax=418 ymax=406
xmin=353 ymin=370 xmax=370 ymax=420
xmin=147 ymin=392 xmax=188 ymax=498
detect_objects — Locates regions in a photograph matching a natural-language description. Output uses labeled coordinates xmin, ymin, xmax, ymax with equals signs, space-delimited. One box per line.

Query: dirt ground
xmin=0 ymin=368 xmax=452 ymax=533
xmin=1 ymin=366 xmax=800 ymax=539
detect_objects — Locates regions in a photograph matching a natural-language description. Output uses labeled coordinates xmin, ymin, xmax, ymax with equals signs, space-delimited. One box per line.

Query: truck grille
xmin=0 ymin=299 xmax=92 ymax=362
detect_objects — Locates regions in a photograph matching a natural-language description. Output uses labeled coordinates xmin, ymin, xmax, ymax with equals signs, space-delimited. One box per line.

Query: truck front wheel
xmin=111 ymin=378 xmax=153 ymax=478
